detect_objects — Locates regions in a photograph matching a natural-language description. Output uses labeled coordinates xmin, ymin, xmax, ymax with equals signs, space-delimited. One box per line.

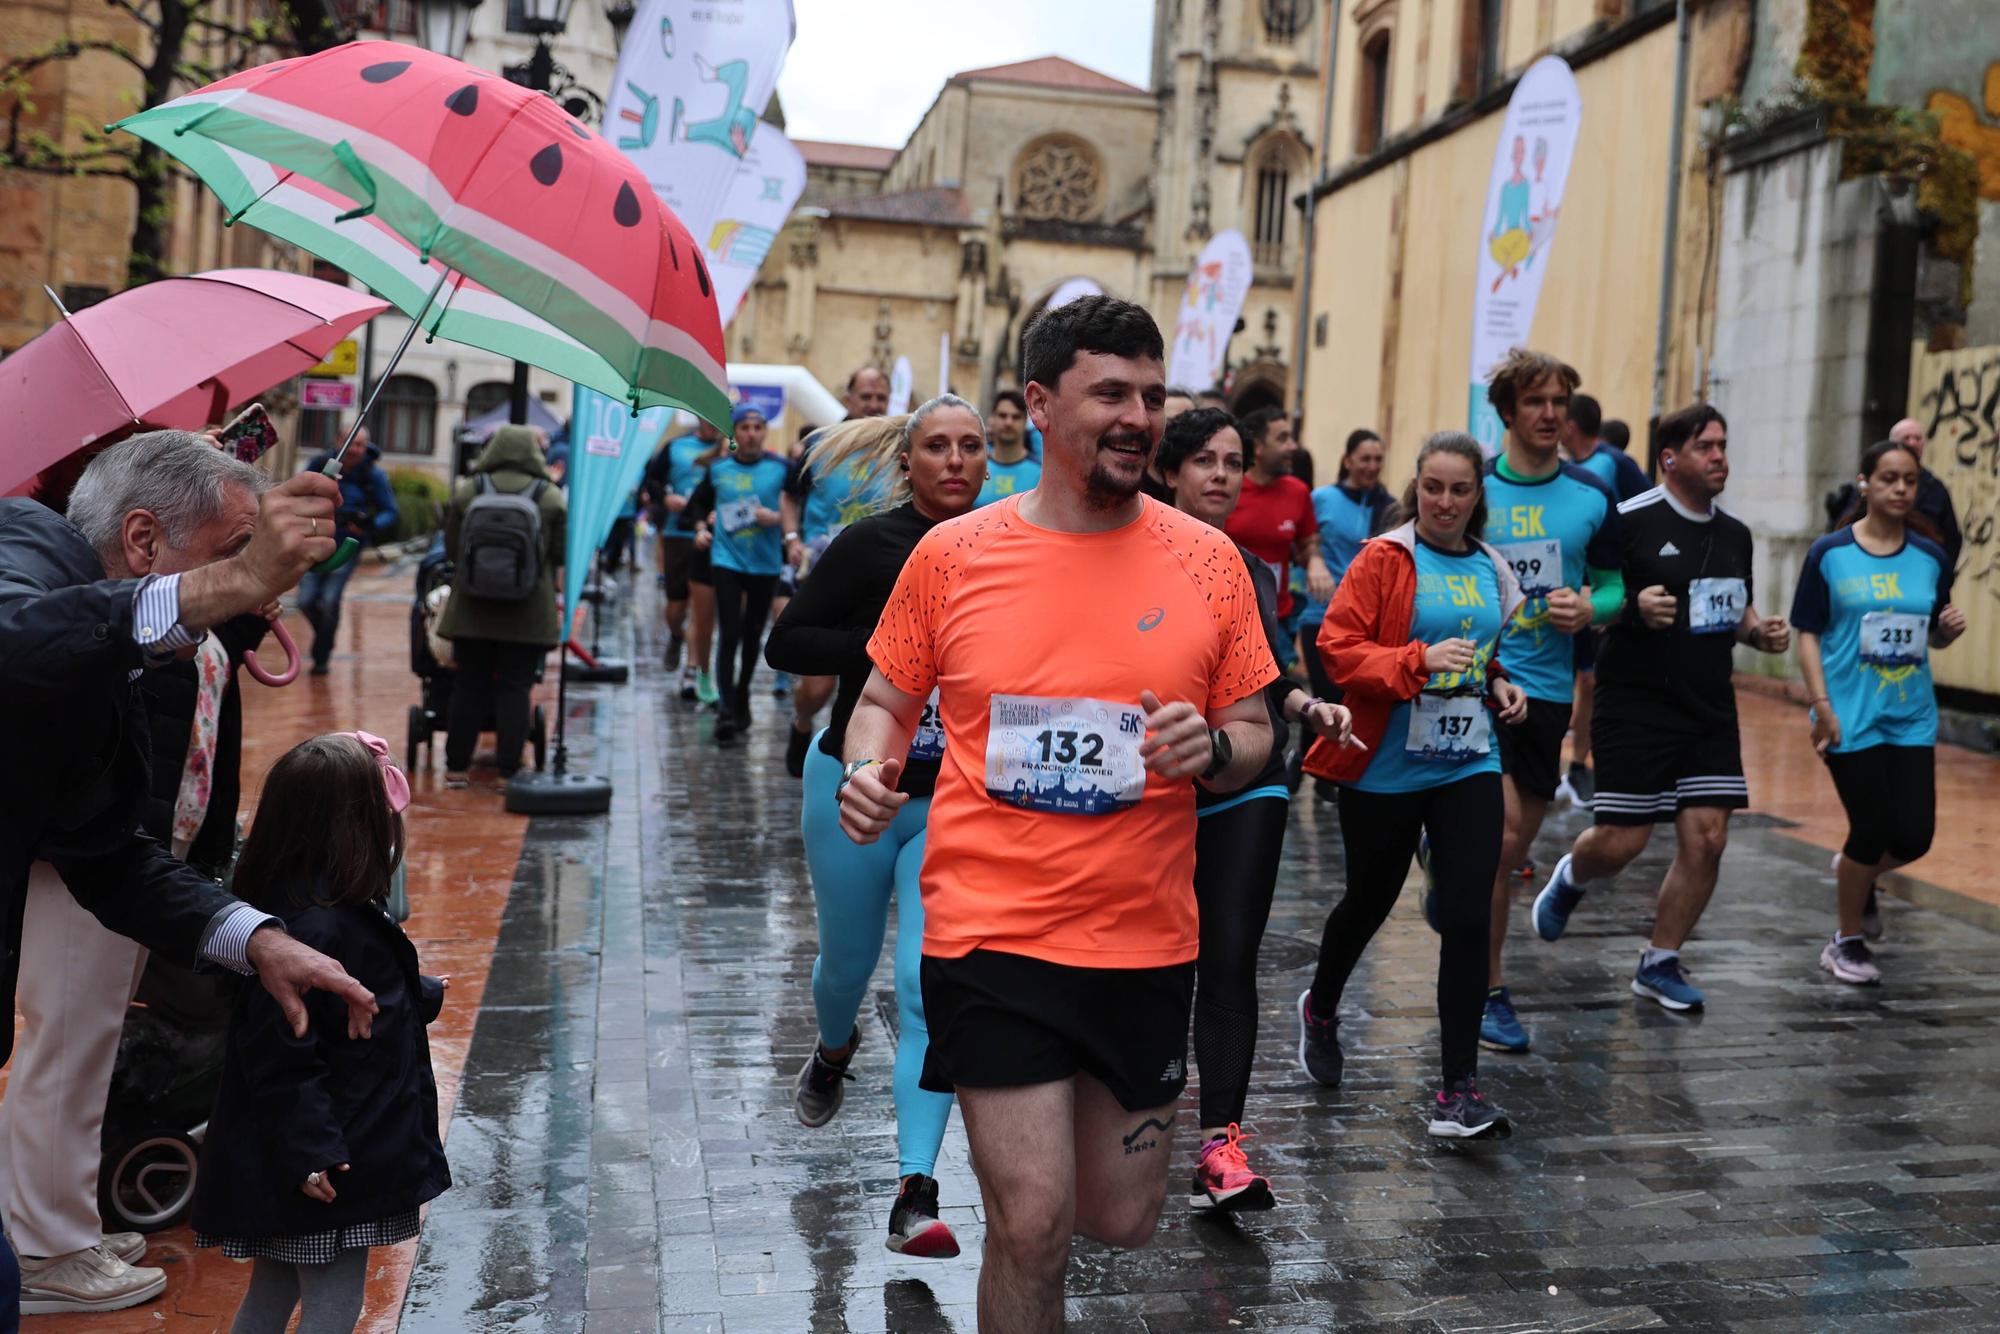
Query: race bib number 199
xmin=985 ymin=694 xmax=1146 ymax=815
xmin=1498 ymin=538 xmax=1562 ymax=599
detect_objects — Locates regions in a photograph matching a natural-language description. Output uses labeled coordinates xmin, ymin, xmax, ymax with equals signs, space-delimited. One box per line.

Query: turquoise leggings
xmin=800 ymin=734 xmax=952 ymax=1179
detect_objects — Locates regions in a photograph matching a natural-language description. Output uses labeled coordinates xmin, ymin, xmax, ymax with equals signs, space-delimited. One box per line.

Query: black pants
xmin=601 ymin=516 xmax=636 ymax=570
xmin=1310 ymin=771 xmax=1502 ymax=1086
xmin=1824 ymin=744 xmax=1936 ymax=865
xmin=444 ymin=637 xmax=542 ymax=775
xmin=1301 ymin=628 xmax=1343 ymax=705
xmin=713 ymin=568 xmax=777 ymax=719
xmin=1192 ymin=795 xmax=1291 ymax=1129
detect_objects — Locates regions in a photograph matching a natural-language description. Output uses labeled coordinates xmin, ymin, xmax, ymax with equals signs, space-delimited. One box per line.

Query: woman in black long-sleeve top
xmin=763 ymin=393 xmax=987 ymax=1260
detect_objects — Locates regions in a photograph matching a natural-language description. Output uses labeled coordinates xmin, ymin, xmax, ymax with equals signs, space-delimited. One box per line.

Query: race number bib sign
xmin=910 ymin=688 xmax=946 ymax=761
xmin=1859 ymin=611 xmax=1926 ymax=667
xmin=1498 ymin=538 xmax=1562 ymax=599
xmin=719 ymin=497 xmax=760 ymax=534
xmin=1406 ymin=693 xmax=1491 ymax=762
xmin=1688 ymin=577 xmax=1746 ymax=635
xmin=985 ymin=694 xmax=1146 ymax=815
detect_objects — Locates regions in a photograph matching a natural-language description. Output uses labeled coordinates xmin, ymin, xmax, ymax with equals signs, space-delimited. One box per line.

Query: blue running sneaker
xmin=1479 ymin=987 xmax=1530 ymax=1052
xmin=1532 ymin=853 xmax=1586 ymax=942
xmin=1631 ymin=954 xmax=1705 ymax=1010
xmin=1418 ymin=833 xmax=1440 ymax=934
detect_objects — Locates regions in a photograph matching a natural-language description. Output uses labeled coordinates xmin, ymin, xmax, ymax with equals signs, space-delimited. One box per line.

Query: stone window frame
xmin=1011 ymin=133 xmax=1107 ymax=224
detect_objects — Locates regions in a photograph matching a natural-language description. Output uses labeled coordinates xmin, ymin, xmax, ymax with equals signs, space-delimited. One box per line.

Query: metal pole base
xmin=563 ymin=658 xmax=630 ymax=684
xmin=504 ymin=769 xmax=613 ymax=815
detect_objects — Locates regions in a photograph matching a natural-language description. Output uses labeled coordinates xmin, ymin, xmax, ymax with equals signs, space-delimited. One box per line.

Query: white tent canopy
xmin=727 ymin=362 xmax=847 ymax=431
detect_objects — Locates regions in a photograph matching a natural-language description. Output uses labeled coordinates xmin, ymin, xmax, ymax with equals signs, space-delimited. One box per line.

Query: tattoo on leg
xmin=1122 ymin=1114 xmax=1175 ymax=1155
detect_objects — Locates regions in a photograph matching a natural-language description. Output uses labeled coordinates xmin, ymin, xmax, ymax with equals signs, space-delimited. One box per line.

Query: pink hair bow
xmin=333 ymin=730 xmax=411 ymax=814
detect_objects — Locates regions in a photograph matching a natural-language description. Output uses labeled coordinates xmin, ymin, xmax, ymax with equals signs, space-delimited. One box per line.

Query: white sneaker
xmin=18 ymin=1243 xmax=166 ymax=1314
xmin=104 ymin=1231 xmax=146 ymax=1264
xmin=1820 ymin=937 xmax=1882 ymax=986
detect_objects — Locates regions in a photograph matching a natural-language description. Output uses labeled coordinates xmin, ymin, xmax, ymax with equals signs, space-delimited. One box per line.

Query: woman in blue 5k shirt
xmin=1298 ymin=430 xmax=1394 ymax=704
xmin=686 ymin=403 xmax=790 ymax=747
xmin=1790 ymin=439 xmax=1968 ymax=986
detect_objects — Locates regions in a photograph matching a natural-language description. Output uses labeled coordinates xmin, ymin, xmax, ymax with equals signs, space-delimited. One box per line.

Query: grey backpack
xmin=458 ymin=475 xmax=547 ymax=601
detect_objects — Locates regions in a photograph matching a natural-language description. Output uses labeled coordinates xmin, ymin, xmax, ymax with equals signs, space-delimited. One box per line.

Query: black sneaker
xmin=1427 ymin=1077 xmax=1512 ymax=1139
xmin=886 ymin=1174 xmax=959 ymax=1258
xmin=793 ymin=1028 xmax=858 ymax=1127
xmin=663 ymin=633 xmax=683 ymax=670
xmin=786 ymin=724 xmax=813 ymax=779
xmin=1297 ymin=989 xmax=1343 ymax=1088
xmin=713 ymin=710 xmax=737 ymax=748
xmin=1861 ymin=885 xmax=1884 ymax=941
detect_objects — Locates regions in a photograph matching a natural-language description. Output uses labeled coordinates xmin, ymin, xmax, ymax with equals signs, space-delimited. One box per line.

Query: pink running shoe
xmin=1188 ymin=1123 xmax=1274 ymax=1212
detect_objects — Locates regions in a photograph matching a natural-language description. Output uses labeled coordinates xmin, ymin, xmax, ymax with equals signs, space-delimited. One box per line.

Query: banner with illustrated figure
xmin=565 ymin=384 xmax=675 ymax=625
xmin=1468 ymin=55 xmax=1582 ymax=454
xmin=605 ymin=0 xmax=797 ymax=256
xmin=1167 ymin=231 xmax=1252 ymax=393
xmin=705 ymin=124 xmax=805 ymax=326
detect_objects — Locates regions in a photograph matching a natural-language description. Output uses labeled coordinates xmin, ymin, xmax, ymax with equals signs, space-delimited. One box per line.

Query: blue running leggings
xmin=801 ymin=733 xmax=952 ymax=1179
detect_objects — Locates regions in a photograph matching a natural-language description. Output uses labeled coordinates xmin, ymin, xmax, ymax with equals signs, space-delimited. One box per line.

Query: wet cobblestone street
xmin=396 ymin=584 xmax=2000 ymax=1333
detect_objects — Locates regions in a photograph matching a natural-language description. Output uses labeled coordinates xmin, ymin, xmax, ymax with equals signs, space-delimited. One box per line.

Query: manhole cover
xmin=1260 ymin=934 xmax=1321 ymax=972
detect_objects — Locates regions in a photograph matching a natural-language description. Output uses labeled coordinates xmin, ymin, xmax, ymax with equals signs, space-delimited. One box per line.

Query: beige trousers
xmin=0 ymin=862 xmax=148 ymax=1257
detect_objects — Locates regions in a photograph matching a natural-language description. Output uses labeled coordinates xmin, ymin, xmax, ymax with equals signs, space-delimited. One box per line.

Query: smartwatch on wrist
xmin=1200 ymin=728 xmax=1232 ymax=781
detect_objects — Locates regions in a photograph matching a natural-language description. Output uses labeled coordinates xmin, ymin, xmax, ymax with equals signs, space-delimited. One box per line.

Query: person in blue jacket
xmin=1791 ymin=439 xmax=1968 ymax=987
xmin=297 ymin=427 xmax=399 ymax=676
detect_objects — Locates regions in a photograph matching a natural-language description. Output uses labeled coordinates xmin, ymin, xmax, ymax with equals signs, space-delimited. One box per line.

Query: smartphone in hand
xmin=218 ymin=403 xmax=279 ymax=464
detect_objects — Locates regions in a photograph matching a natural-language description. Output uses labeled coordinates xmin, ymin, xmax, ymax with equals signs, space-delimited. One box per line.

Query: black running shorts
xmin=919 ymin=949 xmax=1194 ymax=1112
xmin=1496 ymin=697 xmax=1572 ymax=802
xmin=686 ymin=540 xmax=712 ymax=587
xmin=1589 ymin=681 xmax=1747 ymax=825
xmin=659 ymin=534 xmax=695 ymax=600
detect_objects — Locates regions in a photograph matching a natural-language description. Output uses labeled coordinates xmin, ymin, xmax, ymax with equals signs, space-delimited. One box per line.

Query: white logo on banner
xmin=1167 ymin=231 xmax=1253 ymax=393
xmin=1467 ymin=56 xmax=1582 ymax=455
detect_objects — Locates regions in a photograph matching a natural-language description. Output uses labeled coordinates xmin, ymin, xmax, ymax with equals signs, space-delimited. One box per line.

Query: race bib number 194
xmin=1688 ymin=576 xmax=1747 ymax=636
xmin=985 ymin=694 xmax=1146 ymax=815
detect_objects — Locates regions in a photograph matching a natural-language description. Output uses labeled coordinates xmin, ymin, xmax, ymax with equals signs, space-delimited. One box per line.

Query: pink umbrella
xmin=0 ymin=268 xmax=388 ymax=495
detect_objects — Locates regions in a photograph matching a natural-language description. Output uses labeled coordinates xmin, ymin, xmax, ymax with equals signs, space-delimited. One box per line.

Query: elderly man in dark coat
xmin=0 ymin=430 xmax=377 ymax=1324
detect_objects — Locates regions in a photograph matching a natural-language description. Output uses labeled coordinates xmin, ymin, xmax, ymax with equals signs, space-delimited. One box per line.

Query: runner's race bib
xmin=910 ymin=688 xmax=946 ymax=761
xmin=1498 ymin=538 xmax=1562 ymax=599
xmin=1405 ymin=693 xmax=1491 ymax=762
xmin=1859 ymin=610 xmax=1926 ymax=667
xmin=718 ymin=497 xmax=760 ymax=534
xmin=985 ymin=694 xmax=1146 ymax=814
xmin=1688 ymin=576 xmax=1746 ymax=635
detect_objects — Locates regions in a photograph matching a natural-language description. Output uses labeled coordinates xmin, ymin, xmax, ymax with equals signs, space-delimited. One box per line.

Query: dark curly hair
xmin=1154 ymin=407 xmax=1241 ymax=480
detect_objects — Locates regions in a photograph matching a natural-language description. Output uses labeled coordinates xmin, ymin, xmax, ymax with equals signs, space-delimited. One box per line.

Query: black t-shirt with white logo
xmin=1598 ymin=486 xmax=1755 ymax=721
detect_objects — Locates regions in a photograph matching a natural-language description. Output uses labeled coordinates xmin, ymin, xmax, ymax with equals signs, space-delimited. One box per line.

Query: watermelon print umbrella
xmin=111 ymin=40 xmax=730 ymax=427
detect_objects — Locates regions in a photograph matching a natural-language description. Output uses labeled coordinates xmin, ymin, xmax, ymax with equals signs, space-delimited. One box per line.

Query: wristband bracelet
xmin=834 ymin=758 xmax=881 ymax=806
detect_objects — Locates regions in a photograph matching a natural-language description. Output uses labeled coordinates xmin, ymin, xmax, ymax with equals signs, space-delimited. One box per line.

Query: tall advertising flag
xmin=605 ymin=0 xmax=797 ymax=266
xmin=1167 ymin=230 xmax=1252 ymax=393
xmin=705 ymin=125 xmax=806 ymax=326
xmin=1468 ymin=55 xmax=1582 ymax=453
xmin=564 ymin=385 xmax=675 ymax=626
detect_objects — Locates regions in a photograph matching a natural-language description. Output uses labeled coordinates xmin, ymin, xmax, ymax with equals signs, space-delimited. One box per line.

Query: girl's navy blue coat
xmin=191 ymin=900 xmax=450 ymax=1238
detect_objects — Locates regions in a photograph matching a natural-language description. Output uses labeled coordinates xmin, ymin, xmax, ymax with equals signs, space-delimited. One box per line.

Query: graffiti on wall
xmin=1913 ymin=344 xmax=2000 ymax=694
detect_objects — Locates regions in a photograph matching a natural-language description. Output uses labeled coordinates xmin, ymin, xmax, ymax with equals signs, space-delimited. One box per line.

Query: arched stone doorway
xmin=1228 ymin=362 xmax=1287 ymax=417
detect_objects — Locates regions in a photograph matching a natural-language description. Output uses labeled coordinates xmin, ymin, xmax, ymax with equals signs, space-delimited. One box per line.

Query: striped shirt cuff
xmin=133 ymin=572 xmax=202 ymax=659
xmin=202 ymin=902 xmax=279 ymax=975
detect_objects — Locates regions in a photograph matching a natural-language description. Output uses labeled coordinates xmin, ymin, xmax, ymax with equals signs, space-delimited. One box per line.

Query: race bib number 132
xmin=985 ymin=694 xmax=1146 ymax=815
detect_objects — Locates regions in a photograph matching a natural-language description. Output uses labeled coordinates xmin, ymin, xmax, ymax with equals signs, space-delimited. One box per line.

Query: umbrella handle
xmin=312 ymin=455 xmax=359 ymax=573
xmin=243 ymin=613 xmax=301 ymax=686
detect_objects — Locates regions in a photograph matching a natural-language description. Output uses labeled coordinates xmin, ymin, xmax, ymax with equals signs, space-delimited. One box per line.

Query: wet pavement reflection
xmin=397 ymin=576 xmax=2000 ymax=1332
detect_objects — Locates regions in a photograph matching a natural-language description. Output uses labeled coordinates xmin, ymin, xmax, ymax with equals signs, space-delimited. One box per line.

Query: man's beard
xmin=1083 ymin=429 xmax=1150 ymax=510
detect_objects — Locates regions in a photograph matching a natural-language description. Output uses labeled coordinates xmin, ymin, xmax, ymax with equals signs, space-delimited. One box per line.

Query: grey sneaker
xmin=793 ymin=1027 xmax=859 ymax=1128
xmin=1820 ymin=936 xmax=1882 ymax=986
xmin=19 ymin=1244 xmax=166 ymax=1314
xmin=104 ymin=1232 xmax=146 ymax=1264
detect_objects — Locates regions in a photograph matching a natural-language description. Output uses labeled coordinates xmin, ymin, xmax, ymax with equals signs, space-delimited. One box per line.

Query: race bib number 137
xmin=985 ymin=694 xmax=1147 ymax=815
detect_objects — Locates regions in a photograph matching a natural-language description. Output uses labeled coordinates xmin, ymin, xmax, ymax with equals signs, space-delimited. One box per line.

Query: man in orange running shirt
xmin=839 ymin=296 xmax=1278 ymax=1333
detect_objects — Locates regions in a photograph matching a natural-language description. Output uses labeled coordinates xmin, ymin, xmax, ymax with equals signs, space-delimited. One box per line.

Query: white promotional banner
xmin=606 ymin=0 xmax=796 ymax=256
xmin=1468 ymin=55 xmax=1582 ymax=454
xmin=939 ymin=331 xmax=950 ymax=396
xmin=1166 ymin=230 xmax=1252 ymax=392
xmin=888 ymin=356 xmax=914 ymax=414
xmin=704 ymin=124 xmax=805 ymax=326
xmin=1043 ymin=276 xmax=1103 ymax=312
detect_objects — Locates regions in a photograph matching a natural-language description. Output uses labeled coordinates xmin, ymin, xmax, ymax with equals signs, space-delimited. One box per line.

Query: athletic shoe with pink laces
xmin=1188 ymin=1123 xmax=1274 ymax=1212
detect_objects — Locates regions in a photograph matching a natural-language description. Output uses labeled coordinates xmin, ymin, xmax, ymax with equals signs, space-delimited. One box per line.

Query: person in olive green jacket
xmin=439 ymin=425 xmax=566 ymax=788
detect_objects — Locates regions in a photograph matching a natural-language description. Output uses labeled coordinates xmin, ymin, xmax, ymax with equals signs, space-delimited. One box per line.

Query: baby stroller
xmin=406 ymin=532 xmax=549 ymax=773
xmin=97 ymin=957 xmax=231 ymax=1233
